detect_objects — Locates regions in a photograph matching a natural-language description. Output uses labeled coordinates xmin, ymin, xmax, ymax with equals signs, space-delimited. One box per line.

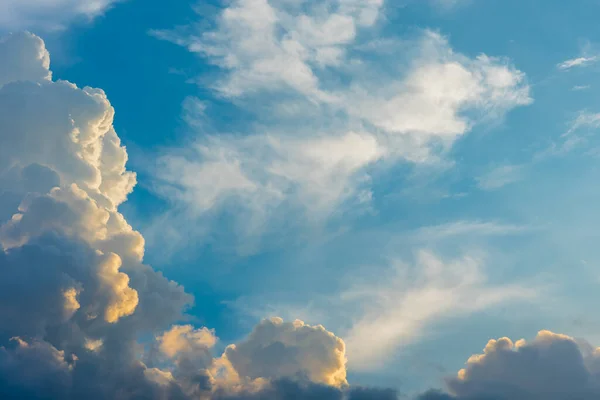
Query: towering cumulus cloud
xmin=0 ymin=31 xmax=393 ymax=400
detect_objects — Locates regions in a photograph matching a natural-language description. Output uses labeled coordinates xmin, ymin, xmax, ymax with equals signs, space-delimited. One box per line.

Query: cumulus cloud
xmin=0 ymin=0 xmax=121 ymax=31
xmin=222 ymin=318 xmax=347 ymax=387
xmin=0 ymin=30 xmax=192 ymax=399
xmin=0 ymin=30 xmax=403 ymax=400
xmin=420 ymin=330 xmax=600 ymax=400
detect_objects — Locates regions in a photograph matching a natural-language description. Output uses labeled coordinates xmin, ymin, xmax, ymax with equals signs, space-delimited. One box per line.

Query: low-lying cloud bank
xmin=1 ymin=31 xmax=599 ymax=400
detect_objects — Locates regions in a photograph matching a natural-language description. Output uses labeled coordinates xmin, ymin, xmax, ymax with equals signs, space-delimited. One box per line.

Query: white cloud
xmin=341 ymin=251 xmax=537 ymax=370
xmin=538 ymin=110 xmax=600 ymax=156
xmin=152 ymin=0 xmax=383 ymax=99
xmin=152 ymin=4 xmax=531 ymax=250
xmin=341 ymin=32 xmax=531 ymax=148
xmin=413 ymin=220 xmax=531 ymax=240
xmin=572 ymin=85 xmax=591 ymax=91
xmin=0 ymin=0 xmax=121 ymax=31
xmin=476 ymin=164 xmax=525 ymax=190
xmin=153 ymin=130 xmax=383 ymax=253
xmin=558 ymin=56 xmax=598 ymax=70
xmin=566 ymin=111 xmax=600 ymax=134
xmin=0 ymin=32 xmax=51 ymax=86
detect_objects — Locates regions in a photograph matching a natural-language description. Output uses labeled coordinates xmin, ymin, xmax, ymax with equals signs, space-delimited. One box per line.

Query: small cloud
xmin=413 ymin=220 xmax=531 ymax=241
xmin=476 ymin=164 xmax=524 ymax=191
xmin=572 ymin=85 xmax=591 ymax=91
xmin=558 ymin=55 xmax=598 ymax=70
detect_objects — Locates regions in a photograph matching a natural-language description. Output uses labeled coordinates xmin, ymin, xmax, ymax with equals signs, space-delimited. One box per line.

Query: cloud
xmin=412 ymin=220 xmax=530 ymax=240
xmin=558 ymin=56 xmax=598 ymax=70
xmin=476 ymin=164 xmax=525 ymax=190
xmin=534 ymin=110 xmax=600 ymax=157
xmin=0 ymin=30 xmax=404 ymax=400
xmin=152 ymin=0 xmax=383 ymax=99
xmin=419 ymin=330 xmax=600 ymax=400
xmin=341 ymin=32 xmax=531 ymax=146
xmin=0 ymin=0 xmax=121 ymax=31
xmin=0 ymin=31 xmax=194 ymax=399
xmin=151 ymin=3 xmax=531 ymax=251
xmin=155 ymin=130 xmax=383 ymax=245
xmin=221 ymin=318 xmax=347 ymax=387
xmin=572 ymin=85 xmax=591 ymax=91
xmin=341 ymin=251 xmax=537 ymax=370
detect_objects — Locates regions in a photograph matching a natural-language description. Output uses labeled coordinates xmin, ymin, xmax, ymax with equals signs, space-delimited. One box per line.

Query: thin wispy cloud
xmin=341 ymin=251 xmax=538 ymax=370
xmin=476 ymin=164 xmax=525 ymax=191
xmin=558 ymin=55 xmax=598 ymax=70
xmin=0 ymin=0 xmax=122 ymax=31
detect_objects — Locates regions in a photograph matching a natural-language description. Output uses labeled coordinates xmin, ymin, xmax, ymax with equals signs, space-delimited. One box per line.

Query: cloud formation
xmin=0 ymin=31 xmax=400 ymax=400
xmin=152 ymin=1 xmax=531 ymax=252
xmin=340 ymin=251 xmax=536 ymax=370
xmin=420 ymin=330 xmax=600 ymax=400
xmin=222 ymin=318 xmax=347 ymax=387
xmin=558 ymin=56 xmax=598 ymax=70
xmin=0 ymin=0 xmax=121 ymax=31
xmin=2 ymin=28 xmax=600 ymax=400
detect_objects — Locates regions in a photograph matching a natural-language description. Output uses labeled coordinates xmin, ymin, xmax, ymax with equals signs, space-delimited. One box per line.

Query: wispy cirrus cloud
xmin=0 ymin=0 xmax=122 ymax=31
xmin=558 ymin=55 xmax=598 ymax=70
xmin=339 ymin=251 xmax=538 ymax=370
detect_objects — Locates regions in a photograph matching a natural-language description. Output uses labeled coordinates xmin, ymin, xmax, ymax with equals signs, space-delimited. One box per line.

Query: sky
xmin=2 ymin=1 xmax=600 ymax=399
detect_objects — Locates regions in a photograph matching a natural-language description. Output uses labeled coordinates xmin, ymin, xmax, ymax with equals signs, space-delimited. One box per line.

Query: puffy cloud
xmin=0 ymin=0 xmax=122 ymax=31
xmin=0 ymin=32 xmax=50 ymax=86
xmin=0 ymin=31 xmax=192 ymax=399
xmin=420 ymin=330 xmax=600 ymax=400
xmin=152 ymin=0 xmax=383 ymax=99
xmin=341 ymin=32 xmax=531 ymax=144
xmin=158 ymin=325 xmax=217 ymax=359
xmin=221 ymin=318 xmax=347 ymax=387
xmin=0 ymin=338 xmax=73 ymax=400
xmin=0 ymin=30 xmax=403 ymax=400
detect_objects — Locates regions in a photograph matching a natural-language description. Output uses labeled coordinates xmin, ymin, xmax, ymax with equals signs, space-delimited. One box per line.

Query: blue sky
xmin=3 ymin=1 xmax=600 ymax=399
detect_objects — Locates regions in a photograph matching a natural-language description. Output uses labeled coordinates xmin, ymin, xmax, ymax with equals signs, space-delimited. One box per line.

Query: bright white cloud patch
xmin=152 ymin=0 xmax=383 ymax=99
xmin=0 ymin=0 xmax=120 ymax=31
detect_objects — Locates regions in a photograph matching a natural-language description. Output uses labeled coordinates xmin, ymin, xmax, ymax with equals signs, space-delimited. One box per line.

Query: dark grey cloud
xmin=417 ymin=331 xmax=600 ymax=400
